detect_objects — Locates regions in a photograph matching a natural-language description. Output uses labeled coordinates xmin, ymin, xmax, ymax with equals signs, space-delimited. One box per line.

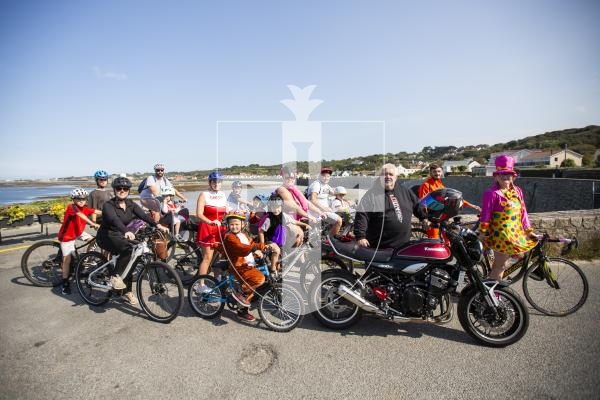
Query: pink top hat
xmin=493 ymin=155 xmax=518 ymax=176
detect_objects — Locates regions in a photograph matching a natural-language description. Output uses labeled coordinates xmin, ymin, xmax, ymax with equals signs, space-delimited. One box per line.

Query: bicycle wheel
xmin=136 ymin=261 xmax=184 ymax=323
xmin=523 ymin=257 xmax=589 ymax=316
xmin=167 ymin=241 xmax=201 ymax=285
xmin=299 ymin=256 xmax=346 ymax=295
xmin=21 ymin=241 xmax=63 ymax=287
xmin=75 ymin=252 xmax=111 ymax=306
xmin=188 ymin=275 xmax=225 ymax=319
xmin=258 ymin=283 xmax=304 ymax=332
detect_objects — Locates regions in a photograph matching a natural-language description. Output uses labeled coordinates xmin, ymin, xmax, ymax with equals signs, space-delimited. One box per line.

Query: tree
xmin=457 ymin=165 xmax=467 ymax=173
xmin=561 ymin=159 xmax=576 ymax=168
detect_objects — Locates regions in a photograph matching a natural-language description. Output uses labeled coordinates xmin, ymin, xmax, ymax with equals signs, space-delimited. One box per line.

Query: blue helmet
xmin=208 ymin=171 xmax=224 ymax=181
xmin=94 ymin=170 xmax=109 ymax=179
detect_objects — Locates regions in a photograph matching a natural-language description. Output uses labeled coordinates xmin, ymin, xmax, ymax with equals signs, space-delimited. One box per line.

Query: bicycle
xmin=74 ymin=226 xmax=184 ymax=323
xmin=21 ymin=236 xmax=98 ymax=287
xmin=188 ymin=254 xmax=304 ymax=332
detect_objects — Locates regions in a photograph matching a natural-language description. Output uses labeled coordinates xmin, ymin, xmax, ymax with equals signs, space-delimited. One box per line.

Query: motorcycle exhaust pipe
xmin=336 ymin=284 xmax=385 ymax=315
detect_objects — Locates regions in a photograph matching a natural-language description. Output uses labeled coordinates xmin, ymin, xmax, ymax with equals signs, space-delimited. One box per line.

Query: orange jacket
xmin=214 ymin=232 xmax=266 ymax=269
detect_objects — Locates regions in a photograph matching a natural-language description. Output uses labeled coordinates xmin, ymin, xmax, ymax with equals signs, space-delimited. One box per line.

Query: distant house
xmin=441 ymin=158 xmax=481 ymax=173
xmin=489 ymin=149 xmax=583 ymax=169
xmin=396 ymin=164 xmax=420 ymax=177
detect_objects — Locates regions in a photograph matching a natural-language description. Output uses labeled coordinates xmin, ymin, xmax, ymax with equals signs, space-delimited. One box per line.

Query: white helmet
xmin=70 ymin=188 xmax=89 ymax=199
xmin=154 ymin=163 xmax=165 ymax=171
xmin=335 ymin=186 xmax=347 ymax=195
xmin=161 ymin=186 xmax=175 ymax=196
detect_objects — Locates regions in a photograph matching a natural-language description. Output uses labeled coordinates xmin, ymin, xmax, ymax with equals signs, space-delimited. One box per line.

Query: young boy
xmin=88 ymin=170 xmax=112 ymax=225
xmin=58 ymin=188 xmax=101 ymax=295
xmin=216 ymin=212 xmax=280 ymax=321
xmin=159 ymin=186 xmax=185 ymax=240
xmin=226 ymin=180 xmax=250 ymax=211
xmin=307 ymin=167 xmax=342 ymax=236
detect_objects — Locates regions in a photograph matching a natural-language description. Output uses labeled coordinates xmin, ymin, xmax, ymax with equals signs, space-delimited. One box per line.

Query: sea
xmin=0 ymin=186 xmax=96 ymax=206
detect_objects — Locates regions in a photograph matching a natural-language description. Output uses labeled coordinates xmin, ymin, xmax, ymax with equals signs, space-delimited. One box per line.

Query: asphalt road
xmin=0 ymin=227 xmax=599 ymax=399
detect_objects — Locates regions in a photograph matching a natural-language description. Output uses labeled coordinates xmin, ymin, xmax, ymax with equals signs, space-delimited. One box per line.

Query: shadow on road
xmin=0 ymin=231 xmax=58 ymax=247
xmin=10 ymin=276 xmax=38 ymax=287
xmin=298 ymin=313 xmax=478 ymax=346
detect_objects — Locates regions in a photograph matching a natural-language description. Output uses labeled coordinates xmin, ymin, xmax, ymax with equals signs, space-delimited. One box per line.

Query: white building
xmin=396 ymin=164 xmax=420 ymax=177
xmin=441 ymin=158 xmax=481 ymax=173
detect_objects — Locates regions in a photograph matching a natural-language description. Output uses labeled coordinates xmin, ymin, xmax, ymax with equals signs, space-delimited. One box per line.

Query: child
xmin=88 ymin=170 xmax=112 ymax=225
xmin=226 ymin=180 xmax=250 ymax=212
xmin=330 ymin=186 xmax=352 ymax=213
xmin=247 ymin=195 xmax=266 ymax=236
xmin=258 ymin=195 xmax=308 ymax=253
xmin=216 ymin=212 xmax=280 ymax=321
xmin=160 ymin=186 xmax=185 ymax=240
xmin=58 ymin=188 xmax=101 ymax=295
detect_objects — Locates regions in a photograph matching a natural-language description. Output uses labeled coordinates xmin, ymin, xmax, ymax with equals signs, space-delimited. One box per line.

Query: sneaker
xmin=231 ymin=291 xmax=251 ymax=307
xmin=196 ymin=284 xmax=212 ymax=294
xmin=175 ymin=234 xmax=184 ymax=242
xmin=110 ymin=275 xmax=126 ymax=290
xmin=237 ymin=309 xmax=256 ymax=321
xmin=122 ymin=291 xmax=138 ymax=305
xmin=61 ymin=282 xmax=71 ymax=295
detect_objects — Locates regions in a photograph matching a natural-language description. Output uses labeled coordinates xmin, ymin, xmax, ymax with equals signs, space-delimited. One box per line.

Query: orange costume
xmin=214 ymin=231 xmax=266 ymax=299
xmin=418 ymin=177 xmax=475 ymax=239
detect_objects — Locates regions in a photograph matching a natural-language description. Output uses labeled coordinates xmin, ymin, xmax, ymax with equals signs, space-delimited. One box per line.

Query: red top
xmin=58 ymin=204 xmax=95 ymax=242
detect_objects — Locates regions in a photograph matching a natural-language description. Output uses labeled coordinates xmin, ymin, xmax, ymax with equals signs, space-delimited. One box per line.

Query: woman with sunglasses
xmin=97 ymin=177 xmax=169 ymax=304
xmin=477 ymin=155 xmax=538 ymax=281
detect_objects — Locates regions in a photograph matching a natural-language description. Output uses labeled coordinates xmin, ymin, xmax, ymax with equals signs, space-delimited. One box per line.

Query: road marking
xmin=0 ymin=245 xmax=31 ymax=253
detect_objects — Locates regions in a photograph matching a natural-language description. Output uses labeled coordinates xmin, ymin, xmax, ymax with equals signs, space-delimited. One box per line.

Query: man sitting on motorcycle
xmin=354 ymin=164 xmax=426 ymax=249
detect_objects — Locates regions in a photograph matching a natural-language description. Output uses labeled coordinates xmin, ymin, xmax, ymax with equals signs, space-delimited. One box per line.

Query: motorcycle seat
xmin=329 ymin=237 xmax=394 ymax=263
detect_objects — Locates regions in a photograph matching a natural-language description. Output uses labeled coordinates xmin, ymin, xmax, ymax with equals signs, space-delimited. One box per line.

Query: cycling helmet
xmin=208 ymin=171 xmax=224 ymax=181
xmin=161 ymin=186 xmax=175 ymax=196
xmin=111 ymin=177 xmax=132 ymax=189
xmin=335 ymin=186 xmax=347 ymax=195
xmin=232 ymin=180 xmax=242 ymax=188
xmin=70 ymin=188 xmax=89 ymax=199
xmin=154 ymin=163 xmax=165 ymax=171
xmin=93 ymin=170 xmax=108 ymax=179
xmin=419 ymin=188 xmax=463 ymax=222
xmin=225 ymin=211 xmax=246 ymax=222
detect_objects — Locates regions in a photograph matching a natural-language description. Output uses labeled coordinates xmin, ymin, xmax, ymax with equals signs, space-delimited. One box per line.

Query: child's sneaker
xmin=61 ymin=281 xmax=71 ymax=295
xmin=121 ymin=291 xmax=138 ymax=305
xmin=175 ymin=234 xmax=184 ymax=242
xmin=231 ymin=291 xmax=251 ymax=307
xmin=110 ymin=275 xmax=126 ymax=290
xmin=237 ymin=309 xmax=255 ymax=321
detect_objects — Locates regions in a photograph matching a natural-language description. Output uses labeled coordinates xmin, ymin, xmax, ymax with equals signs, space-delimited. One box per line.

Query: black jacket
xmin=98 ymin=198 xmax=156 ymax=236
xmin=354 ymin=180 xmax=425 ymax=248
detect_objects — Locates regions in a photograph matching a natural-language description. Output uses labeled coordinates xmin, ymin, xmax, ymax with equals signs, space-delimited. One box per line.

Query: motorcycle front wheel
xmin=458 ymin=285 xmax=529 ymax=347
xmin=309 ymin=269 xmax=362 ymax=329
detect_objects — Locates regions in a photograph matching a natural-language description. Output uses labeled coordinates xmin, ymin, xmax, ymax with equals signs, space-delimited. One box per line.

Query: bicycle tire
xmin=299 ymin=256 xmax=347 ymax=295
xmin=21 ymin=241 xmax=63 ymax=287
xmin=75 ymin=252 xmax=111 ymax=306
xmin=166 ymin=240 xmax=201 ymax=285
xmin=523 ymin=257 xmax=589 ymax=316
xmin=258 ymin=283 xmax=304 ymax=332
xmin=136 ymin=261 xmax=184 ymax=323
xmin=188 ymin=275 xmax=225 ymax=319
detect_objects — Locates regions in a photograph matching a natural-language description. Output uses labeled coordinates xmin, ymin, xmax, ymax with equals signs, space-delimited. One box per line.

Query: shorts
xmin=60 ymin=232 xmax=93 ymax=256
xmin=140 ymin=197 xmax=161 ymax=213
xmin=196 ymin=222 xmax=226 ymax=247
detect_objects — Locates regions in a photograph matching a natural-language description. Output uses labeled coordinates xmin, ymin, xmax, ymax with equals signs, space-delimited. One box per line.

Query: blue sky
xmin=0 ymin=0 xmax=599 ymax=179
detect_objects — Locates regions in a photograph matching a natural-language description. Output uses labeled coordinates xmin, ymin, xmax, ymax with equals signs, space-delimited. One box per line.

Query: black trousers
xmin=97 ymin=230 xmax=134 ymax=290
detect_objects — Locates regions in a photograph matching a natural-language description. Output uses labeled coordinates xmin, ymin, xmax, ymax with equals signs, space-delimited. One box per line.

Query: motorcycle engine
xmin=401 ymin=286 xmax=426 ymax=316
xmin=426 ymin=268 xmax=451 ymax=291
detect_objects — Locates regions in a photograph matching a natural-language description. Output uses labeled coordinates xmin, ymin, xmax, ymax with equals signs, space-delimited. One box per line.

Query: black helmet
xmin=111 ymin=177 xmax=132 ymax=189
xmin=419 ymin=188 xmax=463 ymax=222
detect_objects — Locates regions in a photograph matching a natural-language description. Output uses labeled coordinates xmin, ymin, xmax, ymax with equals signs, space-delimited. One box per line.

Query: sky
xmin=0 ymin=0 xmax=599 ymax=179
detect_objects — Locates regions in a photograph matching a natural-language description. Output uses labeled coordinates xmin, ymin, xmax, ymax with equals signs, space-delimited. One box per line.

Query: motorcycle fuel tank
xmin=395 ymin=242 xmax=452 ymax=261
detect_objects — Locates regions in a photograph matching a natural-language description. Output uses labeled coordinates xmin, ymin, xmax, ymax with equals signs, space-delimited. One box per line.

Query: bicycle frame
xmin=87 ymin=241 xmax=152 ymax=289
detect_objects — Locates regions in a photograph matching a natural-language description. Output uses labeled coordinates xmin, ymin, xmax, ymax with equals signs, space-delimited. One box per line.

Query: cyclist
xmin=58 ymin=188 xmax=101 ymax=295
xmin=227 ymin=180 xmax=250 ymax=211
xmin=88 ymin=170 xmax=112 ymax=225
xmin=97 ymin=177 xmax=169 ymax=304
xmin=215 ymin=212 xmax=280 ymax=320
xmin=195 ymin=171 xmax=230 ymax=292
xmin=418 ymin=164 xmax=481 ymax=239
xmin=258 ymin=195 xmax=308 ymax=250
xmin=139 ymin=163 xmax=187 ymax=222
xmin=307 ymin=167 xmax=342 ymax=236
xmin=160 ymin=186 xmax=185 ymax=240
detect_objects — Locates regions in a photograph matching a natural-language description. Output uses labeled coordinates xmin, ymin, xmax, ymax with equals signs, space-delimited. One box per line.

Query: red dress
xmin=196 ymin=190 xmax=228 ymax=247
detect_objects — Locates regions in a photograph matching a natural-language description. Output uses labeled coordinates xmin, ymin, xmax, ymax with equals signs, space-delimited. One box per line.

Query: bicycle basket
xmin=153 ymin=238 xmax=168 ymax=260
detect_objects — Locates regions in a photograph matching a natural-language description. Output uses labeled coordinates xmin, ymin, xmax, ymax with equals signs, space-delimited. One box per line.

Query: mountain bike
xmin=74 ymin=226 xmax=184 ymax=323
xmin=21 ymin=236 xmax=98 ymax=287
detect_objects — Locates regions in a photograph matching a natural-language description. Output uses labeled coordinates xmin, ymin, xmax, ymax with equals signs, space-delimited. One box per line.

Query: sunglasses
xmin=155 ymin=169 xmax=164 ymax=172
xmin=97 ymin=178 xmax=108 ymax=181
xmin=115 ymin=187 xmax=130 ymax=192
xmin=74 ymin=198 xmax=86 ymax=201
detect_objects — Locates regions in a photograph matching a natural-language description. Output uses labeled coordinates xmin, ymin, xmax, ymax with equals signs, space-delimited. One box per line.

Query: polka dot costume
xmin=483 ymin=188 xmax=537 ymax=255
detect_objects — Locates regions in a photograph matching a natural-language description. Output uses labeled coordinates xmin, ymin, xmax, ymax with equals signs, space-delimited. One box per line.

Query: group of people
xmin=55 ymin=154 xmax=538 ymax=314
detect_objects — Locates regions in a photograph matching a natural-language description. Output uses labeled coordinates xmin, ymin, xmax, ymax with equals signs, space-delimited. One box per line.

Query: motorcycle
xmin=309 ymin=217 xmax=529 ymax=347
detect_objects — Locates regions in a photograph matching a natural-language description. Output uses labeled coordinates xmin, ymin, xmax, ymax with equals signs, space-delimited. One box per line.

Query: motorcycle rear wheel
xmin=310 ymin=269 xmax=362 ymax=329
xmin=458 ymin=285 xmax=529 ymax=347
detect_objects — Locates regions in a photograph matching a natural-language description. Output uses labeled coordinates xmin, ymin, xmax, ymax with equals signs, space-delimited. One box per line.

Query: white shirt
xmin=140 ymin=175 xmax=172 ymax=200
xmin=308 ymin=181 xmax=333 ymax=209
xmin=236 ymin=232 xmax=256 ymax=266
